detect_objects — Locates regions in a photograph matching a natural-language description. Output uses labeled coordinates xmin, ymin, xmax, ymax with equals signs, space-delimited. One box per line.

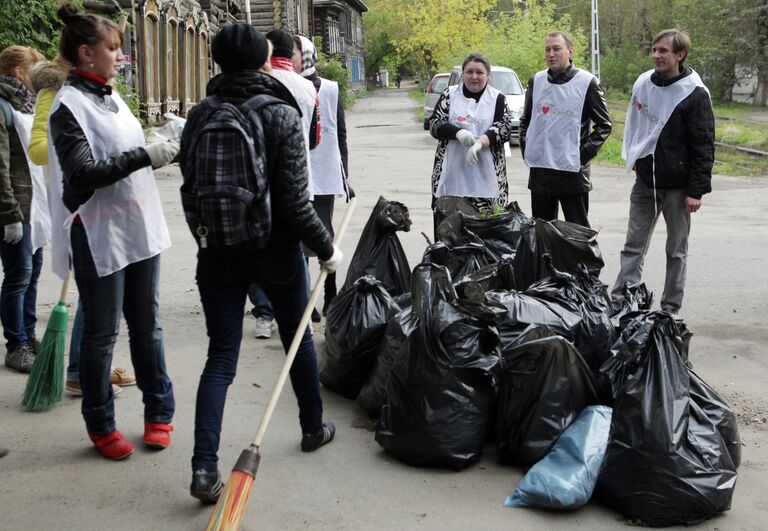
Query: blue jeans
xmin=70 ymin=224 xmax=174 ymax=435
xmin=247 ymin=284 xmax=274 ymax=321
xmin=67 ymin=302 xmax=84 ymax=377
xmin=0 ymin=223 xmax=43 ymax=351
xmin=193 ymin=246 xmax=322 ymax=472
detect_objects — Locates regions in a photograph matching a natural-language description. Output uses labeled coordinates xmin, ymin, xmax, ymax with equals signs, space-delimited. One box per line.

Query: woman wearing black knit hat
xmin=181 ymin=23 xmax=342 ymax=504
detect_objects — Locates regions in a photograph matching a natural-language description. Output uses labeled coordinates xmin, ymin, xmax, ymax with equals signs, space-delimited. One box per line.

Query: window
xmin=144 ymin=14 xmax=160 ymax=101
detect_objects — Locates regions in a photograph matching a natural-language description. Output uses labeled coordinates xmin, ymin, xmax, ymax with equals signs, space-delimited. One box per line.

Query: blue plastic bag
xmin=504 ymin=405 xmax=612 ymax=509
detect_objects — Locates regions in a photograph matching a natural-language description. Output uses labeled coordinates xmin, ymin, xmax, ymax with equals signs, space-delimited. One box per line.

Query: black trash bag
xmin=321 ymin=276 xmax=400 ymax=399
xmin=375 ymin=264 xmax=501 ymax=470
xmin=436 ymin=203 xmax=544 ymax=290
xmin=342 ymin=196 xmax=412 ymax=297
xmin=463 ymin=259 xmax=517 ymax=292
xmin=432 ymin=195 xmax=482 ymax=230
xmin=609 ymin=282 xmax=653 ymax=328
xmin=495 ymin=325 xmax=602 ymax=467
xmin=674 ymin=319 xmax=742 ymax=469
xmin=486 ymin=289 xmax=582 ymax=348
xmin=596 ymin=312 xmax=737 ymax=527
xmin=356 ymin=306 xmax=417 ymax=418
xmin=525 ymin=267 xmax=616 ymax=374
xmin=422 ymin=240 xmax=495 ymax=281
xmin=534 ymin=219 xmax=604 ymax=275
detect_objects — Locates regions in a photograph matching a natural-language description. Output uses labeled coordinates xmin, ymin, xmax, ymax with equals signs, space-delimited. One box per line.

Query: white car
xmin=447 ymin=65 xmax=525 ymax=142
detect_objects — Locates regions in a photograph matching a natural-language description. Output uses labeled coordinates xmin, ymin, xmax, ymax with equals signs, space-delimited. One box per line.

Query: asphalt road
xmin=1 ymin=84 xmax=766 ymax=530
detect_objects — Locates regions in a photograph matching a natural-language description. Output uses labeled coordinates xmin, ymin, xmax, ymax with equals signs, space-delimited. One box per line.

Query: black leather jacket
xmin=519 ymin=63 xmax=612 ymax=196
xmin=50 ymin=74 xmax=152 ymax=213
xmin=634 ymin=67 xmax=714 ymax=198
xmin=180 ymin=70 xmax=333 ymax=260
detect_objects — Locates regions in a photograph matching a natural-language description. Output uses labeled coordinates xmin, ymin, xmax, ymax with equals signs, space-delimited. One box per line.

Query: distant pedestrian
xmin=181 ymin=24 xmax=342 ymax=504
xmin=49 ymin=4 xmax=179 ymax=460
xmin=519 ymin=30 xmax=612 ymax=228
xmin=395 ymin=75 xmax=402 ymax=88
xmin=429 ymin=52 xmax=513 ymax=234
xmin=294 ymin=34 xmax=351 ymax=316
xmin=0 ymin=44 xmax=48 ymax=374
xmin=611 ymin=29 xmax=714 ymax=315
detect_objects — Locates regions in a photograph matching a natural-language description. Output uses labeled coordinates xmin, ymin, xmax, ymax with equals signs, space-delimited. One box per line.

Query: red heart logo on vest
xmin=637 ymin=102 xmax=644 ymax=110
xmin=457 ymin=116 xmax=467 ymax=122
xmin=541 ymin=106 xmax=550 ymax=113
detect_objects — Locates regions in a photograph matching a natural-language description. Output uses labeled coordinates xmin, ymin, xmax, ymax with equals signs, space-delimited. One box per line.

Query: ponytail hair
xmin=57 ymin=2 xmax=123 ymax=66
xmin=0 ymin=45 xmax=44 ymax=77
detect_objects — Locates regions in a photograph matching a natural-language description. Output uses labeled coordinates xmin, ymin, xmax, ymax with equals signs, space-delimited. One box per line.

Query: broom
xmin=21 ymin=273 xmax=71 ymax=411
xmin=206 ymin=197 xmax=357 ymax=531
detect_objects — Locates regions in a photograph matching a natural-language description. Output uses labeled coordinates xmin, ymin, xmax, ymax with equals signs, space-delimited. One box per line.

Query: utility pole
xmin=591 ymin=0 xmax=600 ymax=79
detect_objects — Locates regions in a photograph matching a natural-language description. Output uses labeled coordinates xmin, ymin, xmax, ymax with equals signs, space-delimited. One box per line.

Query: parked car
xmin=423 ymin=72 xmax=450 ymax=129
xmin=447 ymin=65 xmax=525 ymax=142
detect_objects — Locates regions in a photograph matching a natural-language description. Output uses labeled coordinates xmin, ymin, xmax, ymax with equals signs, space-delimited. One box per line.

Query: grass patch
xmin=409 ymin=86 xmax=426 ymax=123
xmin=604 ymin=95 xmax=767 ymax=175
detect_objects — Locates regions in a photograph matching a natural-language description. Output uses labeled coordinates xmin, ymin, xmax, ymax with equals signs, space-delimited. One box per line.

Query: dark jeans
xmin=70 ymin=224 xmax=174 ymax=435
xmin=531 ymin=192 xmax=591 ymax=228
xmin=247 ymin=284 xmax=274 ymax=320
xmin=0 ymin=223 xmax=43 ymax=351
xmin=193 ymin=245 xmax=322 ymax=472
xmin=67 ymin=302 xmax=84 ymax=377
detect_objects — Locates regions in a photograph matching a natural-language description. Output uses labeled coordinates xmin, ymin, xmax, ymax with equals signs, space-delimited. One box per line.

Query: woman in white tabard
xmin=293 ymin=35 xmax=350 ymax=316
xmin=48 ymin=4 xmax=179 ymax=461
xmin=429 ymin=52 xmax=514 ymax=234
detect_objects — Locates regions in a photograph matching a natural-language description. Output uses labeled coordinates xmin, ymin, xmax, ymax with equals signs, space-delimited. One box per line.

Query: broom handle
xmin=251 ymin=197 xmax=357 ymax=448
xmin=58 ymin=272 xmax=72 ymax=304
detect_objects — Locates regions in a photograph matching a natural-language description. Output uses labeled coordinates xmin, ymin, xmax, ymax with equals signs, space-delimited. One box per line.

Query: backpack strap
xmin=239 ymin=94 xmax=284 ymax=115
xmin=0 ymin=96 xmax=14 ymax=130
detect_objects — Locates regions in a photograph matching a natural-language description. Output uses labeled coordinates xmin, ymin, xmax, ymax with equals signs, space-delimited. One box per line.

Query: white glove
xmin=466 ymin=141 xmax=483 ymax=166
xmin=3 ymin=222 xmax=23 ymax=244
xmin=319 ymin=244 xmax=344 ymax=273
xmin=455 ymin=129 xmax=476 ymax=147
xmin=145 ymin=141 xmax=180 ymax=169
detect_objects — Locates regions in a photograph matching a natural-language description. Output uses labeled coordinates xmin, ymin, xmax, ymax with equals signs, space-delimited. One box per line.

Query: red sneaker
xmin=89 ymin=430 xmax=134 ymax=460
xmin=144 ymin=422 xmax=173 ymax=449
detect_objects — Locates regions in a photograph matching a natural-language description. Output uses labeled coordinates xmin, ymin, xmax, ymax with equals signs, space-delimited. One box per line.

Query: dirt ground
xmin=0 ymin=84 xmax=766 ymax=530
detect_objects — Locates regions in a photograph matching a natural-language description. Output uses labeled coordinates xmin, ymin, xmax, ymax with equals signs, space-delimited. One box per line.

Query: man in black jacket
xmin=611 ymin=29 xmax=714 ymax=314
xmin=519 ymin=30 xmax=612 ymax=228
xmin=180 ymin=24 xmax=342 ymax=504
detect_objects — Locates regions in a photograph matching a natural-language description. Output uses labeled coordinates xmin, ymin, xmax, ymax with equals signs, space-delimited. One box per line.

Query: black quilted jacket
xmin=180 ymin=70 xmax=333 ymax=260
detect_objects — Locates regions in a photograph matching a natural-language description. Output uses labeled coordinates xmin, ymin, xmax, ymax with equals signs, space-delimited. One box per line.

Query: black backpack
xmin=180 ymin=94 xmax=280 ymax=249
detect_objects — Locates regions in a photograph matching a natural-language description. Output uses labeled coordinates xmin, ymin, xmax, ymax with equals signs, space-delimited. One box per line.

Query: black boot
xmin=190 ymin=469 xmax=224 ymax=504
xmin=322 ymin=273 xmax=337 ymax=316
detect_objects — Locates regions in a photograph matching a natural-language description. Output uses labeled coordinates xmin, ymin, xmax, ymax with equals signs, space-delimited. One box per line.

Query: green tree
xmin=0 ymin=0 xmax=82 ymax=58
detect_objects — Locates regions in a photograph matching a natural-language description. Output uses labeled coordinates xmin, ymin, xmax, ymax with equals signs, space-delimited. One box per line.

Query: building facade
xmin=313 ymin=0 xmax=367 ymax=86
xmin=101 ymin=0 xmax=364 ymax=122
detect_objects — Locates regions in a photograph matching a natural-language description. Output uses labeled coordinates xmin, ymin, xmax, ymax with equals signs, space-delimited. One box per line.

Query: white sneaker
xmin=254 ymin=316 xmax=273 ymax=339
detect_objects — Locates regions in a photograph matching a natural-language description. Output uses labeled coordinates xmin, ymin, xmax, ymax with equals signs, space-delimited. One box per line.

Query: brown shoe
xmin=66 ymin=381 xmax=122 ymax=397
xmin=110 ymin=367 xmax=136 ymax=386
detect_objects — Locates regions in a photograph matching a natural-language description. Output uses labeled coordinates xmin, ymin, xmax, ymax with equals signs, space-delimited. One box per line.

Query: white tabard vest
xmin=270 ymin=68 xmax=316 ymax=199
xmin=622 ymin=69 xmax=708 ymax=174
xmin=11 ymin=110 xmax=51 ymax=252
xmin=436 ymin=83 xmax=501 ymax=199
xmin=523 ymin=69 xmax=593 ymax=172
xmin=309 ymin=78 xmax=345 ymax=196
xmin=47 ymin=85 xmax=171 ymax=280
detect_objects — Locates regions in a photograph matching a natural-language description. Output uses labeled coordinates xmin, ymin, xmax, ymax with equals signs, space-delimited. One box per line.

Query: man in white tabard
xmin=611 ymin=28 xmax=714 ymax=315
xmin=519 ymin=30 xmax=612 ymax=228
xmin=249 ymin=29 xmax=322 ymax=338
xmin=293 ymin=35 xmax=351 ymax=318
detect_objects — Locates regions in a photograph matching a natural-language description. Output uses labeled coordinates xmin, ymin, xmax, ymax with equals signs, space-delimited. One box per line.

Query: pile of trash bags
xmin=320 ymin=199 xmax=739 ymax=526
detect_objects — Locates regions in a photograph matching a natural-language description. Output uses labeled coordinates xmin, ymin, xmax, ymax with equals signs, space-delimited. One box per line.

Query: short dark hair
xmin=57 ymin=3 xmax=122 ymax=67
xmin=653 ymin=28 xmax=691 ymax=63
xmin=546 ymin=31 xmax=573 ymax=49
xmin=462 ymin=52 xmax=491 ymax=74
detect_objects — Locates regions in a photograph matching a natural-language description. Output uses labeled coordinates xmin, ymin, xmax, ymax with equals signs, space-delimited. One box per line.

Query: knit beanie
xmin=212 ymin=23 xmax=268 ymax=72
xmin=266 ymin=29 xmax=295 ymax=59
